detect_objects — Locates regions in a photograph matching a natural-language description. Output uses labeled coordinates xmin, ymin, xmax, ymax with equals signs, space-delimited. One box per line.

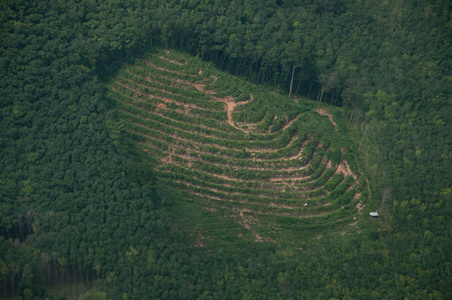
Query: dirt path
xmin=193 ymin=75 xmax=216 ymax=94
xmin=156 ymin=55 xmax=187 ymax=66
xmin=148 ymin=108 xmax=286 ymax=143
xmin=270 ymin=174 xmax=310 ymax=182
xmin=127 ymin=121 xmax=312 ymax=164
xmin=140 ymin=63 xmax=256 ymax=134
xmin=115 ymin=78 xmax=216 ymax=113
xmin=281 ymin=114 xmax=301 ymax=131
xmin=172 ymin=178 xmax=289 ymax=200
xmin=163 ymin=155 xmax=315 ymax=186
xmin=172 ymin=180 xmax=308 ymax=206
xmin=223 ymin=96 xmax=250 ymax=133
xmin=317 ymin=108 xmax=338 ymax=131
xmin=123 ymin=103 xmax=227 ymax=136
xmin=237 ymin=210 xmax=263 ymax=241
xmin=268 ymin=202 xmax=298 ymax=210
xmin=245 ymin=135 xmax=298 ymax=153
xmin=160 ymin=157 xmax=320 ymax=191
xmin=145 ymin=60 xmax=198 ymax=77
xmin=150 ymin=93 xmax=214 ymax=111
xmin=250 ymin=137 xmax=311 ymax=161
xmin=177 ymin=151 xmax=311 ymax=172
xmin=197 ymin=88 xmax=254 ymax=133
xmin=199 ymin=194 xmax=333 ymax=219
xmin=194 ymin=83 xmax=216 ymax=94
xmin=335 ymin=160 xmax=357 ymax=179
xmin=130 ymin=110 xmax=312 ymax=160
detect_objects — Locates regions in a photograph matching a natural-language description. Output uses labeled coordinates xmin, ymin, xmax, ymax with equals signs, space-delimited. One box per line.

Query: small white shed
xmin=369 ymin=212 xmax=379 ymax=218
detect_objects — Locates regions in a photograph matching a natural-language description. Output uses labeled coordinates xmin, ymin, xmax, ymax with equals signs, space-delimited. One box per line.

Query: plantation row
xmin=108 ymin=49 xmax=364 ymax=234
xmin=112 ymin=93 xmax=303 ymax=152
xmin=156 ymin=164 xmax=357 ymax=209
xmin=119 ymin=53 xmax=304 ymax=134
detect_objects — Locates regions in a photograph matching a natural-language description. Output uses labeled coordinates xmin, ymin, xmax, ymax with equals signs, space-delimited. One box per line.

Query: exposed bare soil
xmin=156 ymin=54 xmax=187 ymax=66
xmin=282 ymin=114 xmax=301 ymax=131
xmin=335 ymin=160 xmax=357 ymax=179
xmin=317 ymin=108 xmax=338 ymax=131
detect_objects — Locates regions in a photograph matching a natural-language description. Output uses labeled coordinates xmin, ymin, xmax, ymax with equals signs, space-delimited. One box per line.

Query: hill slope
xmin=108 ymin=49 xmax=373 ymax=247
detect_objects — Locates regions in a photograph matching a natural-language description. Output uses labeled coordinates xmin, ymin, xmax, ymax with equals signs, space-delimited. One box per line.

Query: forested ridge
xmin=0 ymin=0 xmax=451 ymax=298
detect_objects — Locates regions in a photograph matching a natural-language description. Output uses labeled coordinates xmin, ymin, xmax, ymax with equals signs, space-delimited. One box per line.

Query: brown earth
xmin=317 ymin=108 xmax=338 ymax=131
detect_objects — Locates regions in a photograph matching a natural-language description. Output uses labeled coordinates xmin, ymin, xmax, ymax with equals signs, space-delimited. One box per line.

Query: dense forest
xmin=1 ymin=0 xmax=451 ymax=298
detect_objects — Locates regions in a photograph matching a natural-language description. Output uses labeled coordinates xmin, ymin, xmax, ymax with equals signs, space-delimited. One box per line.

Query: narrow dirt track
xmin=317 ymin=108 xmax=338 ymax=131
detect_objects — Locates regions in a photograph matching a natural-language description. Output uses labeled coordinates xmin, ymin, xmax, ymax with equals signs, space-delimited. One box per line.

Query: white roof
xmin=369 ymin=212 xmax=379 ymax=217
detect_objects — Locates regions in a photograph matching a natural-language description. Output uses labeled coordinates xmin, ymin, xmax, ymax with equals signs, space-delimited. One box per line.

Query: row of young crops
xmin=108 ymin=49 xmax=365 ymax=239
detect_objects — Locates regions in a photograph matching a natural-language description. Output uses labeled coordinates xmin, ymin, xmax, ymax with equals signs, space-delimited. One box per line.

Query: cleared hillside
xmin=108 ymin=49 xmax=371 ymax=246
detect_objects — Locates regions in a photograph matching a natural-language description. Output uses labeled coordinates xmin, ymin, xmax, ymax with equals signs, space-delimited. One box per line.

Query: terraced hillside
xmin=108 ymin=49 xmax=369 ymax=245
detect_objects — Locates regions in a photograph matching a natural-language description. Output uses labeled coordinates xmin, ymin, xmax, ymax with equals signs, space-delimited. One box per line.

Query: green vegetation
xmin=0 ymin=0 xmax=450 ymax=298
xmin=108 ymin=49 xmax=365 ymax=247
